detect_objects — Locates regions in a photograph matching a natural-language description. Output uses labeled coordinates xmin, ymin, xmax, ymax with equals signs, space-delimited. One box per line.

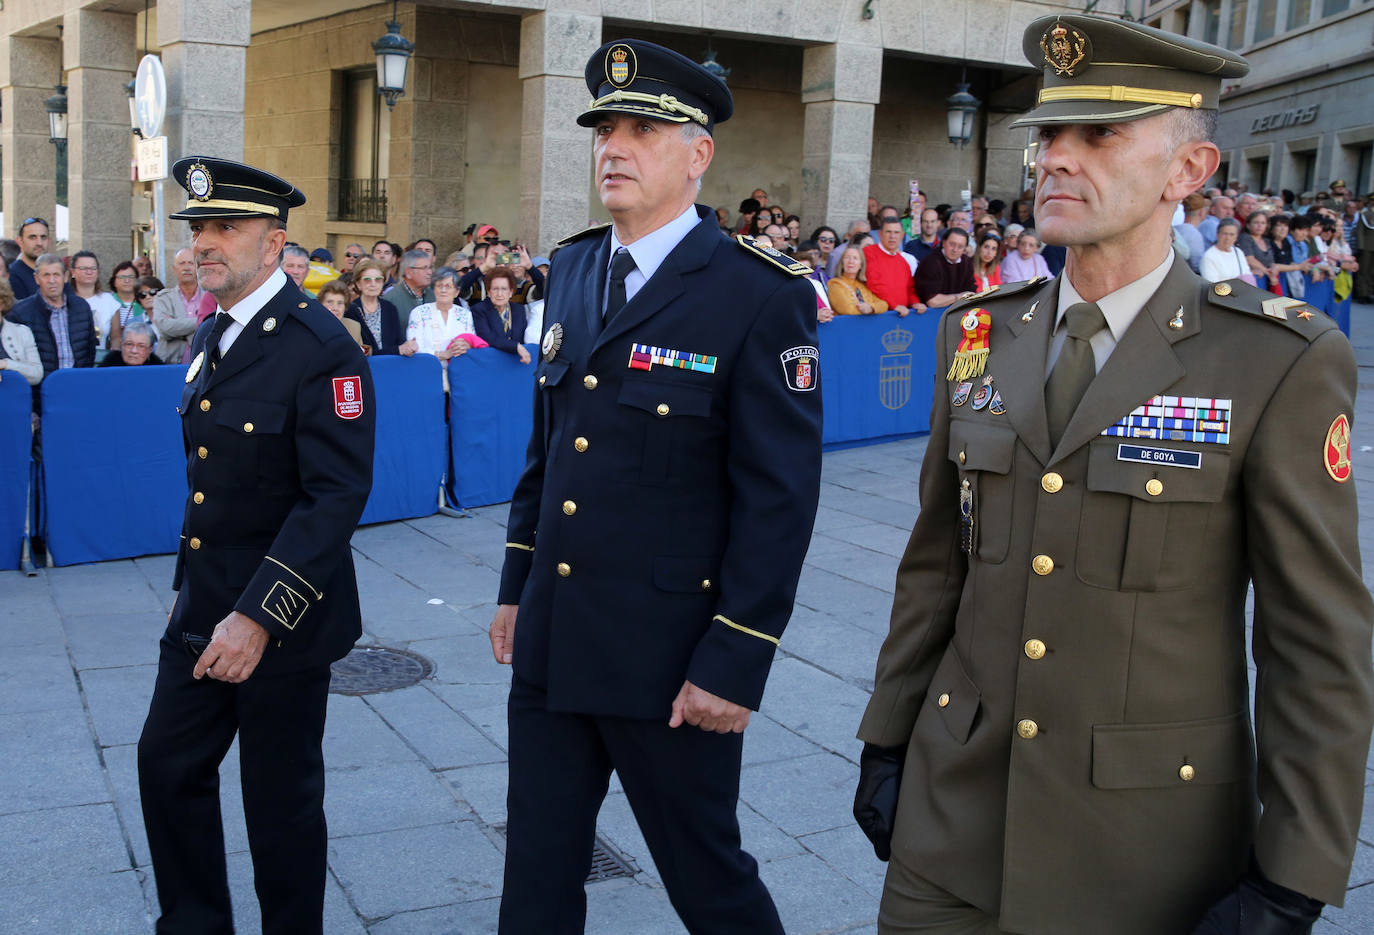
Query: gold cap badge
xmin=606 ymin=45 xmax=636 ymax=88
xmin=187 ymin=162 xmax=213 ymax=201
xmin=1041 ymin=22 xmax=1090 ymax=77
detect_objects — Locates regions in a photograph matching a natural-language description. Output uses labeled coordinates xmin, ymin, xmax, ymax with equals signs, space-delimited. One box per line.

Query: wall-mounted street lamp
xmin=373 ymin=0 xmax=414 ymax=111
xmin=700 ymin=40 xmax=730 ymax=83
xmin=946 ymin=69 xmax=980 ymax=148
xmin=45 ymin=84 xmax=68 ymax=152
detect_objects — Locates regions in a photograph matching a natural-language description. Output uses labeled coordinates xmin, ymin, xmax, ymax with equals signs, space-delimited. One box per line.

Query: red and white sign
xmin=333 ymin=376 xmax=363 ymax=420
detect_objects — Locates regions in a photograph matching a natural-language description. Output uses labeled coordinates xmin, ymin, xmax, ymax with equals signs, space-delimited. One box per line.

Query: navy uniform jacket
xmin=170 ymin=280 xmax=376 ymax=675
xmin=498 ymin=207 xmax=824 ymax=719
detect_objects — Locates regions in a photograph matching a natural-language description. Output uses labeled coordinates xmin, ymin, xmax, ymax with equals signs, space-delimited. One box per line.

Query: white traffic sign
xmin=135 ymin=55 xmax=166 ymax=140
xmin=136 ymin=136 xmax=169 ymax=181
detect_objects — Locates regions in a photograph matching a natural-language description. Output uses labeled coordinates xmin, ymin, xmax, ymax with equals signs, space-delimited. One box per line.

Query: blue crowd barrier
xmin=0 ymin=376 xmax=31 ymax=570
xmin=820 ymin=310 xmax=941 ymax=448
xmin=448 ymin=347 xmax=538 ymax=508
xmin=358 ymin=354 xmax=447 ymax=525
xmin=41 ymin=367 xmax=187 ymax=566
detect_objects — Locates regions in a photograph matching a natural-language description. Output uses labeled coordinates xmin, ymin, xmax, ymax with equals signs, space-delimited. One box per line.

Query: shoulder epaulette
xmin=557 ymin=221 xmax=611 ymax=247
xmin=1204 ymin=279 xmax=1334 ymax=342
xmin=286 ymin=296 xmax=341 ymax=344
xmin=944 ymin=276 xmax=1049 ymax=314
xmin=735 ymin=235 xmax=811 ymax=276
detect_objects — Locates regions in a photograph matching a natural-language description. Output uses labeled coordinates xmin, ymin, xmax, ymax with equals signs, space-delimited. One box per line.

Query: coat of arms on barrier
xmin=879 ymin=326 xmax=913 ymax=411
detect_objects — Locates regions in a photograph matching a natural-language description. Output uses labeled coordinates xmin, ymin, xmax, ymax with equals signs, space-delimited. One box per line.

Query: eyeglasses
xmin=122 ymin=341 xmax=151 ymax=351
xmin=115 ymin=273 xmax=137 ymax=281
xmin=358 ymin=276 xmax=384 ymax=284
xmin=344 ymin=251 xmax=365 ymax=259
xmin=72 ymin=265 xmax=99 ymax=273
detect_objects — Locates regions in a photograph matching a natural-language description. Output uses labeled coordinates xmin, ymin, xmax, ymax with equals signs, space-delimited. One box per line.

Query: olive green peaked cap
xmin=1011 ymin=14 xmax=1249 ymax=128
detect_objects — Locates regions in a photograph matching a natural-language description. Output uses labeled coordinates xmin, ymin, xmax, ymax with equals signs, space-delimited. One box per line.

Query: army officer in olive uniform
xmin=137 ymin=158 xmax=375 ymax=935
xmin=488 ymin=40 xmax=823 ymax=934
xmin=854 ymin=16 xmax=1374 ymax=935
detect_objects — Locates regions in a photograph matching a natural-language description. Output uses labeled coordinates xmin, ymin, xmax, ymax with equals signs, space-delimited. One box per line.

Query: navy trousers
xmin=137 ymin=636 xmax=332 ymax=935
xmin=499 ymin=675 xmax=783 ymax=934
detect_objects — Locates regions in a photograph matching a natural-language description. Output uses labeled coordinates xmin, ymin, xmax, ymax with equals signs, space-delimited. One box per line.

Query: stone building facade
xmin=2 ymin=0 xmax=1123 ymax=270
xmin=1143 ymin=0 xmax=1374 ymax=195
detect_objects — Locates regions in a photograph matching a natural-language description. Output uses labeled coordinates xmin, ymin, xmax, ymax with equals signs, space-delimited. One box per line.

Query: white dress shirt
xmin=1047 ymin=251 xmax=1174 ymax=377
xmin=606 ymin=204 xmax=702 ymax=312
xmin=214 ymin=268 xmax=288 ymax=357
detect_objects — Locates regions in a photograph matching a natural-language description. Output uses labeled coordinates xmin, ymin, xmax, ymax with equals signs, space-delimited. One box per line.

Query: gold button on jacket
xmin=557 ymin=562 xmax=571 ymax=577
xmin=583 ymin=374 xmax=598 ymax=390
xmin=1032 ymin=554 xmax=1054 ymax=576
xmin=1016 ymin=719 xmax=1038 ymax=739
xmin=193 ymin=492 xmax=205 ymax=505
xmin=573 ymin=437 xmax=589 ymax=452
xmin=199 ymin=399 xmax=211 ymax=412
xmin=562 ymin=500 xmax=577 ymax=515
xmin=1024 ymin=639 xmax=1046 ymax=660
xmin=1041 ymin=472 xmax=1063 ymax=493
xmin=1179 ymin=764 xmax=1196 ymax=782
xmin=188 ymin=537 xmax=201 ymax=550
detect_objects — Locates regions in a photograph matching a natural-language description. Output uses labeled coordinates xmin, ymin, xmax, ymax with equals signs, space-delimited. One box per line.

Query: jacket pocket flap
xmin=927 ymin=647 xmax=981 ymax=744
xmin=1092 ymin=711 xmax=1251 ymax=789
xmin=538 ymin=357 xmax=570 ymax=387
xmin=1087 ymin=438 xmax=1229 ymax=503
xmin=619 ymin=378 xmax=712 ymax=418
xmin=653 ymin=555 xmax=718 ymax=593
xmin=215 ymin=399 xmax=288 ymax=435
xmin=948 ymin=420 xmax=1016 ymax=474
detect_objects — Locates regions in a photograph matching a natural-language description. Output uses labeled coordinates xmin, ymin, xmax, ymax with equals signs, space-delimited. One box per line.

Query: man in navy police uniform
xmin=488 ymin=38 xmax=824 ymax=934
xmin=137 ymin=157 xmax=375 ymax=934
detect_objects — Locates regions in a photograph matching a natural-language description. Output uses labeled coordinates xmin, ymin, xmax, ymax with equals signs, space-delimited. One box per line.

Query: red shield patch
xmin=333 ymin=376 xmax=364 ymax=420
xmin=1324 ymin=413 xmax=1351 ymax=483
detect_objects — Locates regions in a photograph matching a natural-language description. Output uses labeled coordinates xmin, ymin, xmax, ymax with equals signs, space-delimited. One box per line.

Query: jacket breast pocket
xmin=618 ymin=378 xmax=713 ymax=485
xmin=948 ymin=420 xmax=1018 ymax=564
xmin=1092 ymin=711 xmax=1252 ymax=789
xmin=215 ymin=399 xmax=289 ymax=483
xmin=1078 ymin=438 xmax=1229 ymax=591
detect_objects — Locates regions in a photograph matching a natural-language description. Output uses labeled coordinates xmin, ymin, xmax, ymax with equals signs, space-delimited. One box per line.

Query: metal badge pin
xmin=1168 ymin=306 xmax=1184 ymax=331
xmin=952 ymin=381 xmax=973 ymax=407
xmin=1022 ymin=301 xmax=1038 ymax=324
xmin=971 ymin=376 xmax=994 ymax=411
xmin=989 ymin=390 xmax=1006 ymax=415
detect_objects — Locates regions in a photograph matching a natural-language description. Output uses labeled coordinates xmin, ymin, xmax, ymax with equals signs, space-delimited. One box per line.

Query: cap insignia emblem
xmin=606 ymin=45 xmax=636 ymax=88
xmin=187 ymin=162 xmax=213 ymax=201
xmin=1041 ymin=23 xmax=1089 ymax=78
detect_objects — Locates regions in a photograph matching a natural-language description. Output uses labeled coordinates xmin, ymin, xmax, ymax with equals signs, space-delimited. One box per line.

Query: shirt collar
xmin=1057 ymin=250 xmax=1174 ymax=343
xmin=217 ymin=267 xmax=287 ymax=328
xmin=43 ymin=292 xmax=68 ymax=313
xmin=610 ymin=204 xmax=701 ymax=281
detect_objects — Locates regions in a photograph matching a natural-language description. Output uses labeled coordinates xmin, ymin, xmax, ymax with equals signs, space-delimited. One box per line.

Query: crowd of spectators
xmin=1 ymin=178 xmax=1367 ymax=423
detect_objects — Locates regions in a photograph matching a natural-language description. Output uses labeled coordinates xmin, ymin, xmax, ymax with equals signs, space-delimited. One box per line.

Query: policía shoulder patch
xmin=333 ymin=375 xmax=364 ymax=420
xmin=1325 ymin=413 xmax=1352 ymax=483
xmin=781 ymin=345 xmax=819 ymax=392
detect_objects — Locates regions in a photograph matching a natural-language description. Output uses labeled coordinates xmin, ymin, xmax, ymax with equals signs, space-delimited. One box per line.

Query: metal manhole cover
xmin=329 ymin=645 xmax=433 ymax=695
xmin=493 ymin=824 xmax=637 ymax=882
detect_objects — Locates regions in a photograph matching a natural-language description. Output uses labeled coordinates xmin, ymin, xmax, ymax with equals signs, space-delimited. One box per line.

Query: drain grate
xmin=329 ymin=645 xmax=434 ymax=695
xmin=494 ymin=824 xmax=637 ymax=882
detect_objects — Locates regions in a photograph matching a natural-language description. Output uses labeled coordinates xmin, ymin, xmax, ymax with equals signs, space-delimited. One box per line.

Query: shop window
xmin=1254 ymin=0 xmax=1278 ymax=40
xmin=1227 ymin=0 xmax=1249 ymax=48
xmin=1287 ymin=0 xmax=1313 ymax=29
xmin=337 ymin=69 xmax=391 ymax=224
xmin=1248 ymin=156 xmax=1270 ymax=190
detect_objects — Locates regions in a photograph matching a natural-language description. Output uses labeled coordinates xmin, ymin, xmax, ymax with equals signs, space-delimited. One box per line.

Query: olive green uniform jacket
xmin=858 ymin=259 xmax=1374 ymax=935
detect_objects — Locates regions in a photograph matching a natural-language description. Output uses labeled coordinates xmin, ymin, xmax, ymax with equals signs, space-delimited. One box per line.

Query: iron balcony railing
xmin=337 ymin=178 xmax=387 ymax=224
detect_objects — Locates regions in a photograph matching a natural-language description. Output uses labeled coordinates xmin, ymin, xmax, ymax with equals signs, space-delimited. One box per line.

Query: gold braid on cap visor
xmin=1038 ymin=85 xmax=1204 ymax=109
xmin=181 ymin=198 xmax=281 ymax=216
xmin=587 ymin=89 xmax=709 ymax=126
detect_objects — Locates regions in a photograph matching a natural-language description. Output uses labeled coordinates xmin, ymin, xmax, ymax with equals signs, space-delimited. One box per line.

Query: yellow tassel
xmin=946 ymin=348 xmax=989 ymax=383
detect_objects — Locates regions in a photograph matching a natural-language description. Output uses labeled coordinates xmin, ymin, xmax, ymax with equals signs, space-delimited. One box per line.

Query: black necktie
xmin=207 ymin=312 xmax=233 ymax=371
xmin=606 ymin=249 xmax=636 ymax=321
xmin=1045 ymin=302 xmax=1107 ymax=447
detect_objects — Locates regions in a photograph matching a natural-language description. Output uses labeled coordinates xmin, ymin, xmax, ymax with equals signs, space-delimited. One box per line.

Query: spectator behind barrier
xmin=792 ymin=247 xmax=834 ymax=323
xmin=1200 ymin=218 xmax=1249 ymax=283
xmin=281 ymin=244 xmax=310 ymax=289
xmin=99 ymin=320 xmax=164 ymax=367
xmin=471 ymin=267 xmax=531 ymax=366
xmin=810 ymin=226 xmax=839 ymax=274
xmin=827 ymin=246 xmax=889 ymax=317
xmin=408 ymin=266 xmax=479 ymax=391
xmin=133 ymin=277 xmax=165 ymax=355
xmin=316 ymin=280 xmax=369 ymax=355
xmin=913 ymin=227 xmax=975 ymax=307
xmin=345 ymin=258 xmax=412 ymax=357
xmin=8 ymin=217 xmax=51 ymax=299
xmin=999 ymin=230 xmax=1051 ymax=283
xmin=151 ymin=249 xmax=204 ymax=365
xmin=105 ymin=261 xmax=147 ymax=354
xmin=972 ymin=232 xmax=1004 ymax=293
xmin=9 ymin=252 xmax=97 ymax=392
xmin=863 ymin=219 xmax=920 ymax=316
xmin=68 ymin=251 xmax=122 ymax=349
xmin=0 ymin=278 xmax=44 ymax=386
xmin=384 ymin=249 xmax=436 ymax=334
xmin=0 ymin=239 xmax=19 ymax=283
xmin=371 ymin=240 xmax=397 ymax=289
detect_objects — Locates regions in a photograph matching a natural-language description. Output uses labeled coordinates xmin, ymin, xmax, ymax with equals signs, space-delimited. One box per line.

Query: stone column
xmin=518 ymin=7 xmax=602 ymax=254
xmin=800 ymin=42 xmax=882 ymax=236
xmin=63 ymin=9 xmax=138 ymax=267
xmin=0 ymin=36 xmax=62 ymax=243
xmin=157 ymin=0 xmax=251 ymax=271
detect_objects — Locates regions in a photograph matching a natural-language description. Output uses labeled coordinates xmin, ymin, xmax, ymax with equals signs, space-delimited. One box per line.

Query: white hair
xmin=680 ymin=121 xmax=709 ymax=193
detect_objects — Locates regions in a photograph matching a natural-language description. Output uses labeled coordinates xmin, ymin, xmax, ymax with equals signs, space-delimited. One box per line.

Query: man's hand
xmin=193 ymin=611 xmax=269 ymax=683
xmin=1190 ymin=863 xmax=1323 ymax=934
xmin=668 ymin=680 xmax=751 ymax=733
xmin=854 ymin=742 xmax=906 ymax=861
xmin=489 ymin=603 xmax=517 ymax=664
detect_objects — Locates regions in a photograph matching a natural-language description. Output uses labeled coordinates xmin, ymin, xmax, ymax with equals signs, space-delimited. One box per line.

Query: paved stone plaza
xmin=5 ymin=304 xmax=1374 ymax=934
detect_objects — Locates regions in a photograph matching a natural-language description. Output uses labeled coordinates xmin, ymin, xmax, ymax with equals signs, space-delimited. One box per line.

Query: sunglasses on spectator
xmin=344 ymin=251 xmax=365 ymax=259
xmin=817 ymin=236 xmax=836 ymax=243
xmin=21 ymin=217 xmax=48 ymax=229
xmin=137 ymin=291 xmax=157 ymax=300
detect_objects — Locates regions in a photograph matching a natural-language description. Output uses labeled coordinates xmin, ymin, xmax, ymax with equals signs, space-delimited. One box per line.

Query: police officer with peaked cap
xmin=488 ymin=38 xmax=823 ymax=934
xmin=137 ymin=157 xmax=375 ymax=934
xmin=853 ymin=15 xmax=1374 ymax=935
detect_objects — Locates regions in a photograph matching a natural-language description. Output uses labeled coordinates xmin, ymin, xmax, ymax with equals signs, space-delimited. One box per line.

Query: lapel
xmin=989 ymin=277 xmax=1060 ymax=465
xmin=581 ymin=232 xmax=612 ymax=342
xmin=593 ymin=208 xmax=720 ymax=353
xmin=206 ymin=283 xmax=290 ymax=390
xmin=1049 ymin=259 xmax=1201 ymax=465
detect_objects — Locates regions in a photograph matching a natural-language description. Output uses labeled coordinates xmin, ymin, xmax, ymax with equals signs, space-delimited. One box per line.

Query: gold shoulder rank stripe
xmin=713 ymin=613 xmax=781 ymax=646
xmin=735 ymin=235 xmax=811 ymax=277
xmin=1208 ymin=280 xmax=1329 ymax=341
xmin=557 ymin=222 xmax=612 ymax=247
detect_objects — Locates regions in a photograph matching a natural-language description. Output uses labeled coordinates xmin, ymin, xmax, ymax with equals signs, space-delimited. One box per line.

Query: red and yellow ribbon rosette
xmin=946 ymin=308 xmax=991 ymax=382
